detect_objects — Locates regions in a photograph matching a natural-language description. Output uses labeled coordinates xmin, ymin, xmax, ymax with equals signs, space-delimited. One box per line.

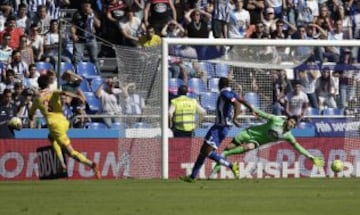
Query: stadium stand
xmin=208 ymin=78 xmax=219 ymax=92
xmin=215 ymin=63 xmax=230 ymax=78
xmin=168 ymin=78 xmax=184 ymax=95
xmin=36 ymin=62 xmax=53 ymax=72
xmin=57 ymin=62 xmax=75 ymax=75
xmin=79 ymin=79 xmax=91 ymax=92
xmin=305 ymin=107 xmax=321 ymax=116
xmin=322 ymin=108 xmax=343 ymax=116
xmin=90 ymin=77 xmax=104 ymax=92
xmin=188 ymin=78 xmax=207 ymax=95
xmin=198 ymin=62 xmax=214 ymax=78
xmin=132 ymin=122 xmax=151 ymax=128
xmin=85 ymin=122 xmax=107 ymax=129
xmin=244 ymin=92 xmax=260 ymax=109
xmin=83 ymin=92 xmax=100 ymax=113
xmin=76 ymin=62 xmax=99 ymax=79
xmin=200 ymin=92 xmax=218 ymax=111
xmin=110 ymin=122 xmax=128 ymax=130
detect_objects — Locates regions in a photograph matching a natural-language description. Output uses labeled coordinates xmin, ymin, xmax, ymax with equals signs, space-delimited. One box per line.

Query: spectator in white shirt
xmin=0 ymin=32 xmax=12 ymax=65
xmin=284 ymin=80 xmax=309 ymax=119
xmin=297 ymin=64 xmax=320 ymax=109
xmin=16 ymin=3 xmax=31 ymax=32
xmin=29 ymin=23 xmax=44 ymax=61
xmin=119 ymin=9 xmax=142 ymax=47
xmin=228 ymin=0 xmax=250 ymax=39
xmin=23 ymin=63 xmax=39 ymax=90
xmin=122 ymin=83 xmax=145 ymax=115
xmin=95 ymin=78 xmax=125 ymax=128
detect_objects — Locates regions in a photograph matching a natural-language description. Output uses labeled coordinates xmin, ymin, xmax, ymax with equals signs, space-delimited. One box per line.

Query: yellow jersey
xmin=139 ymin=35 xmax=161 ymax=47
xmin=29 ymin=89 xmax=65 ymax=120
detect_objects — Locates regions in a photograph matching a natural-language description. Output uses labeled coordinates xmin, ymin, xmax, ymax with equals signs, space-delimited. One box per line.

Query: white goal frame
xmin=161 ymin=38 xmax=360 ymax=179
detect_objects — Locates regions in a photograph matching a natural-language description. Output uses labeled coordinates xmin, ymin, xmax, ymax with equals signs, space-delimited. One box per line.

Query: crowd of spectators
xmin=271 ymin=65 xmax=360 ymax=119
xmin=0 ymin=0 xmax=359 ymax=131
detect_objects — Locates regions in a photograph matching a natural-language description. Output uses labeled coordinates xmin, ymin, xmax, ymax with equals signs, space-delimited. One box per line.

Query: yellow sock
xmin=70 ymin=150 xmax=93 ymax=167
xmin=51 ymin=140 xmax=66 ymax=167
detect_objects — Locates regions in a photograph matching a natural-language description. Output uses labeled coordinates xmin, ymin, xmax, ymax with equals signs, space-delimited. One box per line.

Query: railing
xmin=21 ymin=113 xmax=353 ymax=129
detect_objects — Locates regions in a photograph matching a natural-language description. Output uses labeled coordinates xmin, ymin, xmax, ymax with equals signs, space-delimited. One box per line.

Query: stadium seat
xmin=132 ymin=122 xmax=151 ymax=128
xmin=111 ymin=122 xmax=128 ymax=130
xmin=57 ymin=62 xmax=75 ymax=75
xmin=208 ymin=78 xmax=219 ymax=92
xmin=36 ymin=62 xmax=53 ymax=72
xmin=168 ymin=78 xmax=184 ymax=95
xmin=215 ymin=63 xmax=230 ymax=77
xmin=198 ymin=61 xmax=214 ymax=78
xmin=200 ymin=122 xmax=213 ymax=129
xmin=298 ymin=122 xmax=313 ymax=129
xmin=90 ymin=76 xmax=104 ymax=92
xmin=79 ymin=80 xmax=91 ymax=92
xmin=76 ymin=62 xmax=99 ymax=78
xmin=200 ymin=92 xmax=218 ymax=111
xmin=305 ymin=107 xmax=320 ymax=116
xmin=187 ymin=92 xmax=198 ymax=100
xmin=85 ymin=122 xmax=107 ymax=129
xmin=83 ymin=92 xmax=100 ymax=113
xmin=323 ymin=108 xmax=343 ymax=116
xmin=244 ymin=92 xmax=260 ymax=109
xmin=188 ymin=78 xmax=207 ymax=95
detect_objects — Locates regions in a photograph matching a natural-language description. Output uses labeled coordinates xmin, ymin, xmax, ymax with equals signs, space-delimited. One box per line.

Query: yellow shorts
xmin=47 ymin=116 xmax=70 ymax=146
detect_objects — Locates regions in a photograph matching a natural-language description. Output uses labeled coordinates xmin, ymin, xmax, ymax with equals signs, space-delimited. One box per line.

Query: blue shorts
xmin=204 ymin=125 xmax=230 ymax=149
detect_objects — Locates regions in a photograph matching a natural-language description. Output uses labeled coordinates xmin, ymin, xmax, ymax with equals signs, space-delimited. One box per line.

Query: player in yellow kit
xmin=29 ymin=74 xmax=101 ymax=179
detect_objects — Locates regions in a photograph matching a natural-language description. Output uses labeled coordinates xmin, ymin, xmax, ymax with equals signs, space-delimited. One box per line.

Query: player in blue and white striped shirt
xmin=180 ymin=77 xmax=254 ymax=182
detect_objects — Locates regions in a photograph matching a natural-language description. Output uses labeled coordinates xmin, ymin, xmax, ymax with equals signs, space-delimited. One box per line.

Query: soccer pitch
xmin=1 ymin=178 xmax=359 ymax=215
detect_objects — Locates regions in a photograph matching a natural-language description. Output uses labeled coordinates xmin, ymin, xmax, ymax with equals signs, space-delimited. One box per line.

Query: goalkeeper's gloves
xmin=311 ymin=156 xmax=325 ymax=167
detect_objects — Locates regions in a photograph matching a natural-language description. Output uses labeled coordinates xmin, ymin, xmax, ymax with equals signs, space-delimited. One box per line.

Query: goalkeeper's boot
xmin=92 ymin=162 xmax=102 ymax=179
xmin=208 ymin=163 xmax=221 ymax=179
xmin=179 ymin=175 xmax=195 ymax=183
xmin=231 ymin=162 xmax=240 ymax=179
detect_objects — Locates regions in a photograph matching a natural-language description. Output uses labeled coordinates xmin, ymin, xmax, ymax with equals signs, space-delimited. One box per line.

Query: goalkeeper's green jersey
xmin=246 ymin=109 xmax=296 ymax=145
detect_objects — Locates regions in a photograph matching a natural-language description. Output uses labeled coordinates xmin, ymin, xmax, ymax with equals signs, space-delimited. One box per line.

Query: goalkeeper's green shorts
xmin=233 ymin=130 xmax=260 ymax=148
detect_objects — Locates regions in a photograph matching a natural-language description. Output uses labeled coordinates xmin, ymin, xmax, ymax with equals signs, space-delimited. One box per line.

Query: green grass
xmin=1 ymin=178 xmax=359 ymax=215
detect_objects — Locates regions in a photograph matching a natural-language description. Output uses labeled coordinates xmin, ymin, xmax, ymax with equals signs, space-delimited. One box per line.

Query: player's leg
xmin=223 ymin=130 xmax=257 ymax=157
xmin=209 ymin=130 xmax=255 ymax=177
xmin=185 ymin=126 xmax=237 ymax=181
xmin=62 ymin=141 xmax=101 ymax=179
xmin=54 ymin=120 xmax=101 ymax=178
xmin=184 ymin=142 xmax=214 ymax=181
xmin=48 ymin=133 xmax=66 ymax=171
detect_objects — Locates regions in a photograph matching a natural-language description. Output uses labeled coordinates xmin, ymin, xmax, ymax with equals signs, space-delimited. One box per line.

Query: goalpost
xmin=161 ymin=39 xmax=360 ymax=179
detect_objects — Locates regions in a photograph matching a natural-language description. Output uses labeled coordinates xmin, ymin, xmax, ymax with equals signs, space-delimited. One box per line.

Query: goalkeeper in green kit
xmin=209 ymin=108 xmax=324 ymax=178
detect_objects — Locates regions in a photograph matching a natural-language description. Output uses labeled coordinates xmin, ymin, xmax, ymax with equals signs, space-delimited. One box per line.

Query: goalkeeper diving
xmin=209 ymin=108 xmax=324 ymax=178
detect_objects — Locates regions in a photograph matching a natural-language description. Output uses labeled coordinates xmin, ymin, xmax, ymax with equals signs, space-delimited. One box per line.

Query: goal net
xmin=113 ymin=45 xmax=162 ymax=178
xmin=161 ymin=39 xmax=360 ymax=179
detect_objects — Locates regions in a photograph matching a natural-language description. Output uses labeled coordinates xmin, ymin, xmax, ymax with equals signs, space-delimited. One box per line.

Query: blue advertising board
xmin=311 ymin=118 xmax=360 ymax=137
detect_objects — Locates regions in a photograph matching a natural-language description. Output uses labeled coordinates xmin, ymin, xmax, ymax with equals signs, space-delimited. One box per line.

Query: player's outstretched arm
xmin=291 ymin=141 xmax=324 ymax=167
xmin=28 ymin=101 xmax=38 ymax=128
xmin=238 ymin=97 xmax=254 ymax=113
xmin=61 ymin=90 xmax=84 ymax=102
xmin=232 ymin=100 xmax=242 ymax=127
xmin=253 ymin=108 xmax=273 ymax=120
